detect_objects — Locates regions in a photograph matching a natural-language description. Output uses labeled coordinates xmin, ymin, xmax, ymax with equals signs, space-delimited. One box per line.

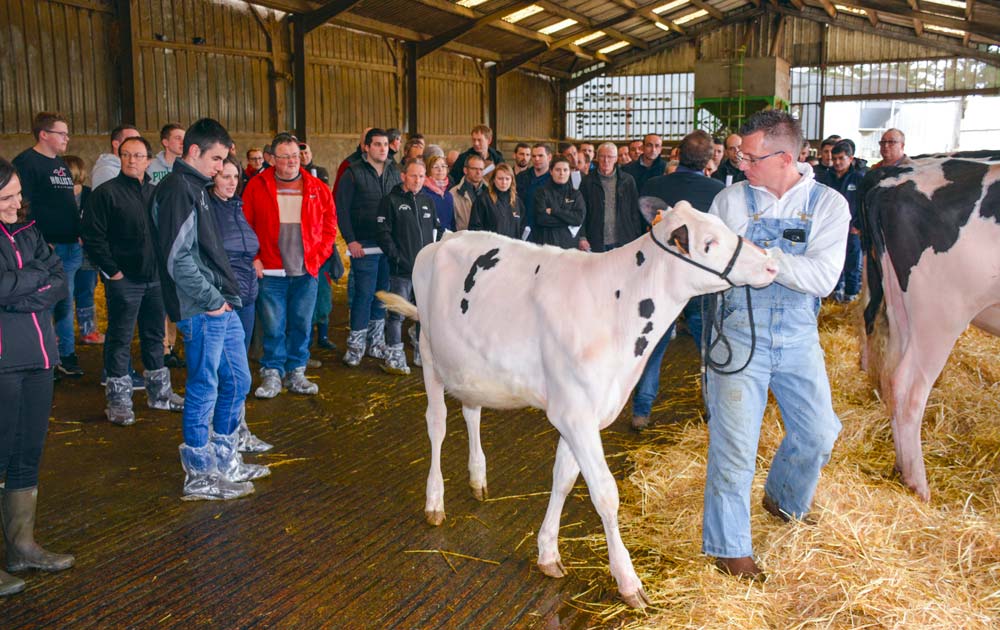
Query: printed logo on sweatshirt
xmin=49 ymin=167 xmax=73 ymax=189
xmin=398 ymin=204 xmax=412 ymax=212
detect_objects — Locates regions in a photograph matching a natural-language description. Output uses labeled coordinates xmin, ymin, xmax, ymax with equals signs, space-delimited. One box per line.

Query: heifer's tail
xmin=376 ymin=291 xmax=419 ymax=321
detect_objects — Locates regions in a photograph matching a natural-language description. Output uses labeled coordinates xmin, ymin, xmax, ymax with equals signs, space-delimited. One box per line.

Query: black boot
xmin=315 ymin=323 xmax=336 ymax=350
xmin=1 ymin=488 xmax=74 ymax=572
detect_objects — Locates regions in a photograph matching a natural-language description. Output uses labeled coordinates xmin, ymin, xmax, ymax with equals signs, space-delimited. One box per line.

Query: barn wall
xmin=497 ymin=70 xmax=559 ymax=147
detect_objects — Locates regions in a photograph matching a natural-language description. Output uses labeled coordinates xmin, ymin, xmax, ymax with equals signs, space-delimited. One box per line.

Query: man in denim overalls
xmin=703 ymin=111 xmax=850 ymax=580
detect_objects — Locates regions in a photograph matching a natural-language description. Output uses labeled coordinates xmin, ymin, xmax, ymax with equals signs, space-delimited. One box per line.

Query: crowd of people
xmin=0 ymin=107 xmax=914 ymax=595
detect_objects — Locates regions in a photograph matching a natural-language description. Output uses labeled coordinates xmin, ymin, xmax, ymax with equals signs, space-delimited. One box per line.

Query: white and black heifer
xmin=377 ymin=202 xmax=777 ymax=607
xmin=861 ymin=156 xmax=1000 ymax=501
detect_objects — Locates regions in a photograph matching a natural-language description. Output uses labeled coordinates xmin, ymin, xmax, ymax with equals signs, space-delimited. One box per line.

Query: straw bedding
xmin=571 ymin=303 xmax=1000 ymax=629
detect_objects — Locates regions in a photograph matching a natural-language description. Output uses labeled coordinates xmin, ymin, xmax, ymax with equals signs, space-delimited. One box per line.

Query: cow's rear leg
xmin=423 ymin=352 xmax=448 ymax=526
xmin=557 ymin=419 xmax=648 ymax=609
xmin=890 ymin=323 xmax=966 ymax=502
xmin=537 ymin=437 xmax=579 ymax=579
xmin=463 ymin=405 xmax=488 ymax=501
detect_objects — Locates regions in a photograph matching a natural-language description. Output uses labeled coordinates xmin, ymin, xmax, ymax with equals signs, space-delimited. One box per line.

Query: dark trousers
xmin=104 ymin=277 xmax=166 ymax=377
xmin=0 ymin=369 xmax=53 ymax=490
xmin=386 ymin=275 xmax=417 ymax=346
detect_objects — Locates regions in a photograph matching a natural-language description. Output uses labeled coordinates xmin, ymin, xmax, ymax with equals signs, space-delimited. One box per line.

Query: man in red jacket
xmin=242 ymin=132 xmax=337 ymax=399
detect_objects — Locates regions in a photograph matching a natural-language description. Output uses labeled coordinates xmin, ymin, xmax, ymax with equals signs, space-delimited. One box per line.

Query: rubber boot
xmin=105 ymin=375 xmax=136 ymax=426
xmin=1 ymin=488 xmax=74 ymax=572
xmin=342 ymin=329 xmax=366 ymax=367
xmin=0 ymin=568 xmax=24 ymax=596
xmin=236 ymin=404 xmax=273 ymax=453
xmin=179 ymin=443 xmax=254 ymax=501
xmin=211 ymin=430 xmax=271 ymax=482
xmin=409 ymin=325 xmax=422 ymax=368
xmin=381 ymin=343 xmax=411 ymax=375
xmin=366 ymin=318 xmax=388 ymax=360
xmin=144 ymin=367 xmax=184 ymax=412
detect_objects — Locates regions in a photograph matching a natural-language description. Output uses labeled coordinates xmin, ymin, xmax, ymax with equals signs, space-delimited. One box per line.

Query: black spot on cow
xmin=636 ymin=251 xmax=645 ymax=267
xmin=535 ymin=265 xmax=540 ymax=274
xmin=862 ymin=159 xmax=989 ymax=333
xmin=464 ymin=248 xmax=501 ymax=293
xmin=634 ymin=336 xmax=649 ymax=357
xmin=615 ymin=290 xmax=620 ymax=299
xmin=980 ymin=179 xmax=1000 ymax=224
xmin=460 ymin=298 xmax=469 ymax=314
xmin=638 ymin=298 xmax=655 ymax=319
xmin=642 ymin=321 xmax=654 ymax=335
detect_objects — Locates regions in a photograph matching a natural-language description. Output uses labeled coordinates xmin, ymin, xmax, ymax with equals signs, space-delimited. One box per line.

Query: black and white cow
xmin=861 ymin=155 xmax=1000 ymax=500
xmin=378 ymin=202 xmax=778 ymax=608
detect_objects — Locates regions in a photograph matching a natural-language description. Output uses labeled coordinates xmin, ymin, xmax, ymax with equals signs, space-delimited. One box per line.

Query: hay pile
xmin=573 ymin=303 xmax=1000 ymax=629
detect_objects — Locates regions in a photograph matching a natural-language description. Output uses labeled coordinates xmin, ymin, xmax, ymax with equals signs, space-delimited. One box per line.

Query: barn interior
xmin=2 ymin=0 xmax=1000 ymax=628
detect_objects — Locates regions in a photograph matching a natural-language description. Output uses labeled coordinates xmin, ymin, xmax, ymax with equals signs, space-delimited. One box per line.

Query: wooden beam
xmin=639 ymin=8 xmax=686 ymax=34
xmin=770 ymin=14 xmax=786 ymax=57
xmin=820 ymin=0 xmax=838 ymax=18
xmin=487 ymin=64 xmax=498 ymax=143
xmin=868 ymin=9 xmax=879 ymax=25
xmin=533 ymin=1 xmax=649 ymax=50
xmin=913 ymin=17 xmax=923 ymax=35
xmin=405 ymin=41 xmax=418 ymax=136
xmin=412 ymin=0 xmax=554 ymax=48
xmin=906 ymin=0 xmax=919 ymax=10
xmin=966 ymin=0 xmax=974 ymax=19
xmin=291 ymin=15 xmax=308 ymax=140
xmin=836 ymin=0 xmax=1000 ymax=40
xmin=689 ymin=0 xmax=726 ymax=20
xmin=416 ymin=1 xmax=535 ymax=59
xmin=788 ymin=0 xmax=805 ymax=9
xmin=113 ymin=0 xmax=136 ymax=125
xmin=300 ymin=0 xmax=364 ymax=34
xmin=770 ymin=5 xmax=1000 ymax=66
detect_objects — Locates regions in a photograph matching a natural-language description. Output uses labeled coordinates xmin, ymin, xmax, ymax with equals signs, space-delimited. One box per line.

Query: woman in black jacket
xmin=532 ymin=156 xmax=586 ymax=249
xmin=207 ymin=157 xmax=272 ymax=454
xmin=469 ymin=163 xmax=524 ymax=239
xmin=0 ymin=158 xmax=74 ymax=597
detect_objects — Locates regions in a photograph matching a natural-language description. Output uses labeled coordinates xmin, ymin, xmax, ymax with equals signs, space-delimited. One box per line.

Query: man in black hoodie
xmin=149 ymin=118 xmax=268 ymax=502
xmin=375 ymin=159 xmax=439 ymax=375
xmin=82 ymin=136 xmax=183 ymax=426
xmin=449 ymin=124 xmax=505 ymax=184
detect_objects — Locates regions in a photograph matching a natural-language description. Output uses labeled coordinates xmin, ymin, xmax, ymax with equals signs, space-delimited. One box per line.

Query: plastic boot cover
xmin=284 ymin=367 xmax=319 ymax=395
xmin=381 ymin=344 xmax=411 ymax=375
xmin=409 ymin=326 xmax=422 ymax=367
xmin=0 ymin=568 xmax=24 ymax=596
xmin=105 ymin=375 xmax=136 ymax=426
xmin=254 ymin=368 xmax=283 ymax=399
xmin=1 ymin=488 xmax=74 ymax=572
xmin=366 ymin=319 xmax=388 ymax=359
xmin=342 ymin=329 xmax=366 ymax=367
xmin=211 ymin=430 xmax=271 ymax=482
xmin=144 ymin=367 xmax=184 ymax=412
xmin=236 ymin=405 xmax=273 ymax=453
xmin=178 ymin=443 xmax=254 ymax=501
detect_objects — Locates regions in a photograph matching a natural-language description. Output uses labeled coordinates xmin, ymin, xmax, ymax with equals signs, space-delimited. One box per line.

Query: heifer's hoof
xmin=905 ymin=481 xmax=931 ymax=502
xmin=538 ymin=559 xmax=566 ymax=579
xmin=621 ymin=587 xmax=651 ymax=609
xmin=425 ymin=510 xmax=446 ymax=526
xmin=471 ymin=484 xmax=488 ymax=502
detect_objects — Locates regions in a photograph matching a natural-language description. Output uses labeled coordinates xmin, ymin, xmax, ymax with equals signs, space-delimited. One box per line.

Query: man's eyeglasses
xmin=43 ymin=129 xmax=70 ymax=139
xmin=273 ymin=154 xmax=300 ymax=161
xmin=736 ymin=150 xmax=785 ymax=166
xmin=878 ymin=140 xmax=900 ymax=146
xmin=120 ymin=152 xmax=149 ymax=161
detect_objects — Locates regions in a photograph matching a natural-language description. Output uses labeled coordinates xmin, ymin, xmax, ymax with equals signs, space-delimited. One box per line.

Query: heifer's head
xmin=640 ymin=198 xmax=778 ymax=292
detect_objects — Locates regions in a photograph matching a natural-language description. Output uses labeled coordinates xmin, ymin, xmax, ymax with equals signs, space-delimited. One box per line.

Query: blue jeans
xmin=347 ymin=253 xmax=388 ymax=332
xmin=631 ymin=324 xmax=675 ymax=417
xmin=702 ymin=304 xmax=841 ymax=558
xmin=836 ymin=232 xmax=862 ymax=296
xmin=386 ymin=275 xmax=416 ymax=346
xmin=74 ymin=267 xmax=98 ymax=335
xmin=52 ymin=243 xmax=83 ymax=356
xmin=235 ymin=303 xmax=255 ymax=352
xmin=258 ymin=274 xmax=318 ymax=375
xmin=684 ymin=295 xmax=707 ymax=351
xmin=176 ymin=311 xmax=251 ymax=447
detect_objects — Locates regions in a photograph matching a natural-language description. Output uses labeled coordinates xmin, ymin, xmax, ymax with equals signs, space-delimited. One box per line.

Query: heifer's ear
xmin=639 ymin=196 xmax=669 ymax=226
xmin=670 ymin=224 xmax=690 ymax=256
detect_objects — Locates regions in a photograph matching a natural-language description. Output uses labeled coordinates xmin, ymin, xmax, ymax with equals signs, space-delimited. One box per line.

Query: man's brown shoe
xmin=763 ymin=493 xmax=817 ymax=525
xmin=631 ymin=415 xmax=650 ymax=431
xmin=714 ymin=556 xmax=766 ymax=582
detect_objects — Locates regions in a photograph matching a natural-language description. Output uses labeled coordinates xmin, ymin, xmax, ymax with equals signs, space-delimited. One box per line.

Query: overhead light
xmin=835 ymin=4 xmax=867 ymax=15
xmin=674 ymin=9 xmax=707 ymax=24
xmin=503 ymin=4 xmax=543 ymax=23
xmin=653 ymin=0 xmax=688 ymax=14
xmin=598 ymin=41 xmax=630 ymax=55
xmin=539 ymin=18 xmax=577 ymax=34
xmin=457 ymin=0 xmax=489 ymax=7
xmin=574 ymin=31 xmax=605 ymax=45
xmin=654 ymin=21 xmax=673 ymax=32
xmin=926 ymin=23 xmax=966 ymax=35
xmin=923 ymin=0 xmax=966 ymax=8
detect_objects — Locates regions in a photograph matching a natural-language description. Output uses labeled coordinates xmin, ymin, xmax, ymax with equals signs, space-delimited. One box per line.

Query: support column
xmin=487 ymin=64 xmax=498 ymax=146
xmin=292 ymin=15 xmax=308 ymax=141
xmin=114 ymin=0 xmax=137 ymax=125
xmin=405 ymin=41 xmax=419 ymax=136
